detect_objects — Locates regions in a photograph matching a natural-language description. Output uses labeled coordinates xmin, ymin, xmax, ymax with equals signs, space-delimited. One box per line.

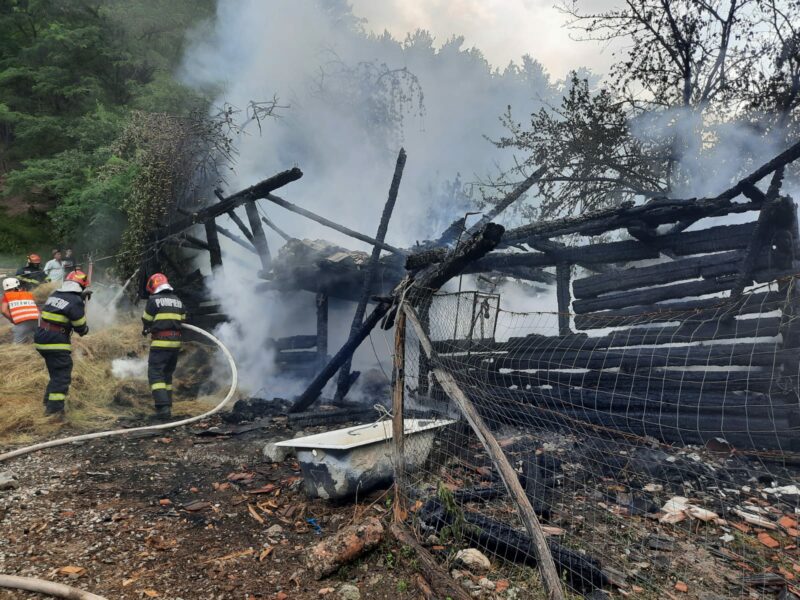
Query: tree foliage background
xmin=493 ymin=0 xmax=800 ymax=220
xmin=0 ymin=0 xmax=217 ymax=264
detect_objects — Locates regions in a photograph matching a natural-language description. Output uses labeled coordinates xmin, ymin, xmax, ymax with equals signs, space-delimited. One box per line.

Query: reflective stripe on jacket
xmin=142 ymin=290 xmax=186 ymax=348
xmin=3 ymin=291 xmax=40 ymax=324
xmin=34 ymin=290 xmax=88 ymax=351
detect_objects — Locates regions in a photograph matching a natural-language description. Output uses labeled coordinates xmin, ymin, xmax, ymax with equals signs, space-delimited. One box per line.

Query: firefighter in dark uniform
xmin=34 ymin=270 xmax=90 ymax=415
xmin=142 ymin=273 xmax=186 ymax=419
xmin=16 ymin=253 xmax=47 ymax=288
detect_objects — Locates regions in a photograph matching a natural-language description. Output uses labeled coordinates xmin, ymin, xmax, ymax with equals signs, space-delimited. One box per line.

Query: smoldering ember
xmin=3 ymin=3 xmax=800 ymax=600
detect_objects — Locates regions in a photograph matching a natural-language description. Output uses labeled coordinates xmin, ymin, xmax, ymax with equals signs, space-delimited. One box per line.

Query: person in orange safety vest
xmin=1 ymin=276 xmax=40 ymax=343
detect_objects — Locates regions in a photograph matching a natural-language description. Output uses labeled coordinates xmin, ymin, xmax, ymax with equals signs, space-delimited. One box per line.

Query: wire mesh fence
xmin=396 ymin=281 xmax=800 ymax=599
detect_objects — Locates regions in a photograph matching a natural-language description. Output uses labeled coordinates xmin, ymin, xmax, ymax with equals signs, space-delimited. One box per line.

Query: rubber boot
xmin=152 ymin=387 xmax=171 ymax=420
xmin=45 ymin=401 xmax=65 ymax=420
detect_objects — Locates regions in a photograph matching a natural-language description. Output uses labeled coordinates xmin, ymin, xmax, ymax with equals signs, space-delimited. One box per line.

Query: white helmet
xmin=2 ymin=277 xmax=21 ymax=291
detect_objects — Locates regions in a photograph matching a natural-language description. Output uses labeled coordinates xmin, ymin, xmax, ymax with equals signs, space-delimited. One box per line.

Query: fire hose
xmin=0 ymin=323 xmax=238 ymax=599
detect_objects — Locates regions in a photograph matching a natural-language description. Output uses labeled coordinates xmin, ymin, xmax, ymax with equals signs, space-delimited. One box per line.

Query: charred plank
xmin=457 ymin=342 xmax=786 ymax=370
xmin=574 ymin=290 xmax=785 ymax=329
xmin=163 ymin=168 xmax=303 ymax=237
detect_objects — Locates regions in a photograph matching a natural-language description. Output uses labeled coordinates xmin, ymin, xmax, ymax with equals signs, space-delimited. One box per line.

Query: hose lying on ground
xmin=0 ymin=574 xmax=109 ymax=600
xmin=0 ymin=323 xmax=238 ymax=462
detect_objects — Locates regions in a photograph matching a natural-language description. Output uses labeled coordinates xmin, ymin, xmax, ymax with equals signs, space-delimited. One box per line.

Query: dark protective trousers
xmin=148 ymin=348 xmax=179 ymax=408
xmin=37 ymin=350 xmax=72 ymax=413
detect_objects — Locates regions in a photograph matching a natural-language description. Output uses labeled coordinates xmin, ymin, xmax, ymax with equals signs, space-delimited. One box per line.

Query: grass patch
xmin=0 ymin=319 xmax=222 ymax=445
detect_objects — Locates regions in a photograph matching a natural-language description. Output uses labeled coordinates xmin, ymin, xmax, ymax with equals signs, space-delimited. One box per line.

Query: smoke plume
xmin=179 ymin=0 xmax=562 ymax=396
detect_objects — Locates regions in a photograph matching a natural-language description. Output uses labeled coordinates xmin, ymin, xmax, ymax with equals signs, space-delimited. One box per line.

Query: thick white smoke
xmin=179 ymin=1 xmax=563 ymax=396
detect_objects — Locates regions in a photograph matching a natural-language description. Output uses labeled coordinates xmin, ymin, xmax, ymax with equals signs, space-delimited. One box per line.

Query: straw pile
xmin=0 ymin=319 xmax=222 ymax=445
xmin=31 ymin=280 xmax=59 ymax=304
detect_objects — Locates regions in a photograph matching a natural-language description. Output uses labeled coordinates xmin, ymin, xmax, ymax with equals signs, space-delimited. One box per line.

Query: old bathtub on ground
xmin=275 ymin=418 xmax=455 ymax=501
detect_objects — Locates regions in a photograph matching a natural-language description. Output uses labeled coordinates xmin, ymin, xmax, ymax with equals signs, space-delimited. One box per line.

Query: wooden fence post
xmin=404 ymin=303 xmax=566 ymax=600
xmin=392 ymin=309 xmax=407 ymax=523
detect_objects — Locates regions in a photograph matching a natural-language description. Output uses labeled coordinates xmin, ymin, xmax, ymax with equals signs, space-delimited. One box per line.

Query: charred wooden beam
xmin=205 ymin=221 xmax=222 ymax=269
xmin=433 ymin=315 xmax=782 ymax=354
xmin=178 ymin=234 xmax=210 ymax=251
xmin=574 ymin=290 xmax=786 ymax=329
xmin=291 ymin=223 xmax=506 ymax=412
xmin=177 ymin=207 xmax=258 ymax=255
xmin=556 ymin=263 xmax=571 ymax=336
xmin=261 ymin=215 xmax=292 ymax=242
xmin=480 ymin=368 xmax=780 ymax=395
xmin=316 ymin=292 xmax=329 ymax=363
xmin=163 ymin=168 xmax=303 ymax=237
xmin=405 ymin=247 xmax=448 ymax=272
xmin=245 ymin=201 xmax=272 ymax=270
xmin=573 ymin=251 xmax=744 ymax=299
xmin=573 ymin=278 xmax=735 ymax=314
xmin=573 ymin=264 xmax=795 ymax=314
xmin=214 ymin=189 xmax=255 ymax=242
xmin=458 ymin=341 xmax=786 ymax=371
xmin=216 ymin=223 xmax=258 ymax=254
xmin=488 ymin=388 xmax=799 ymax=428
xmin=336 ymin=148 xmax=407 ymax=401
xmin=741 ymin=183 xmax=767 ymax=203
xmin=500 ymin=141 xmax=800 ymax=245
xmin=287 ymin=407 xmax=377 ymax=428
xmin=473 ymin=222 xmax=757 ymax=272
xmin=418 ymin=302 xmax=432 ymax=395
xmin=464 ymin=165 xmax=547 ymax=237
xmin=716 ymin=142 xmax=799 ymax=202
xmin=291 ymin=302 xmax=392 ymax=412
xmin=263 ymin=192 xmax=408 ymax=257
xmin=397 ymin=223 xmax=507 ymax=317
xmin=730 ymin=190 xmax=792 ymax=298
xmin=528 ymin=239 xmax=615 ymax=273
xmin=491 ymin=266 xmax=557 ymax=285
xmin=488 ymin=401 xmax=797 ymax=451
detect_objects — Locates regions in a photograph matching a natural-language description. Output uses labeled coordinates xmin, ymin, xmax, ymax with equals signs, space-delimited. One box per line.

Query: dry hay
xmin=31 ymin=280 xmax=59 ymax=304
xmin=0 ymin=320 xmax=227 ymax=445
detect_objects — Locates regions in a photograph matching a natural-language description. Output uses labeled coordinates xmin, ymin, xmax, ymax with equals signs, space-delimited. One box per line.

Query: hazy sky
xmin=349 ymin=0 xmax=619 ymax=77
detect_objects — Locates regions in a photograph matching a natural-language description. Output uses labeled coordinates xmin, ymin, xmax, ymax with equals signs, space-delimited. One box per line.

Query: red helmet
xmin=146 ymin=273 xmax=169 ymax=295
xmin=28 ymin=254 xmax=41 ymax=265
xmin=66 ymin=270 xmax=90 ymax=288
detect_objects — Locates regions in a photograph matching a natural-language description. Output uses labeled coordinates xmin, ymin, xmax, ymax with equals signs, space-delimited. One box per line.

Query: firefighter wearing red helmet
xmin=34 ymin=270 xmax=90 ymax=416
xmin=142 ymin=273 xmax=186 ymax=418
xmin=15 ymin=253 xmax=47 ymax=288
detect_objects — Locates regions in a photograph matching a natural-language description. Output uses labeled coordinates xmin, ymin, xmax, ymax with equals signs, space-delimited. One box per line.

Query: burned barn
xmin=145 ymin=141 xmax=800 ymax=454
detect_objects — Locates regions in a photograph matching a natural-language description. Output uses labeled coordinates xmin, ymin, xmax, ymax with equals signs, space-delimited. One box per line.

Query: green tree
xmin=0 ymin=0 xmax=215 ymax=258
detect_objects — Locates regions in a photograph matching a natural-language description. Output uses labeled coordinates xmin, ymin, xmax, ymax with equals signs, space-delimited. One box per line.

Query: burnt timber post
xmin=316 ymin=291 xmax=329 ymax=365
xmin=290 ymin=223 xmax=506 ymax=413
xmin=336 ymin=148 xmax=407 ymax=401
xmin=391 ymin=308 xmax=406 ymax=523
xmin=417 ymin=302 xmax=431 ymax=395
xmin=244 ymin=202 xmax=272 ymax=270
xmin=556 ymin=262 xmax=571 ymax=336
xmin=214 ymin=188 xmax=255 ymax=244
xmin=205 ymin=220 xmax=223 ymax=270
xmin=404 ymin=303 xmax=565 ymax=600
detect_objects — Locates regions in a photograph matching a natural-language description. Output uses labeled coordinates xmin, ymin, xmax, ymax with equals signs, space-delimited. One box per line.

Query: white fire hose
xmin=0 ymin=323 xmax=238 ymax=598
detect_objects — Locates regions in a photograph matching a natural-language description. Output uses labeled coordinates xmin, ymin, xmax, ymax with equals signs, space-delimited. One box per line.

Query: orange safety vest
xmin=3 ymin=290 xmax=40 ymax=324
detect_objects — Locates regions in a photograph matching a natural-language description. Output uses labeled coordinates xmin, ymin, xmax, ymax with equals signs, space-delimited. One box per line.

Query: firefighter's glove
xmin=81 ymin=289 xmax=93 ymax=302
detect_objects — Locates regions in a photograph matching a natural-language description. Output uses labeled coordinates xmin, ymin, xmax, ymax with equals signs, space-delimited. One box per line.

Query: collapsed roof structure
xmin=147 ymin=139 xmax=800 ymax=451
